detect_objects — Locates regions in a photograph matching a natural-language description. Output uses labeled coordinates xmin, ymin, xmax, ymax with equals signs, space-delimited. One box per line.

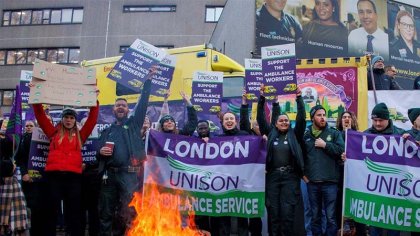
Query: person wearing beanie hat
xmin=367 ymin=55 xmax=401 ymax=90
xmin=97 ymin=69 xmax=156 ymax=235
xmin=302 ymin=104 xmax=344 ymax=236
xmin=405 ymin=108 xmax=420 ymax=141
xmin=159 ymin=114 xmax=176 ymax=132
xmin=371 ymin=55 xmax=384 ymax=66
xmin=370 ymin=102 xmax=390 ymax=120
xmin=365 ymin=102 xmax=405 ymax=135
xmin=364 ymin=103 xmax=405 ymax=236
xmin=31 ymin=89 xmax=99 ymax=235
xmin=310 ymin=105 xmax=326 ymax=120
xmin=156 ymin=91 xmax=197 ymax=135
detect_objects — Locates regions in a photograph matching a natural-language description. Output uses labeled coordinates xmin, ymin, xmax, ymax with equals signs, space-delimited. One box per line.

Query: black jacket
xmin=367 ymin=69 xmax=401 ymax=90
xmin=257 ymin=95 xmax=306 ymax=175
xmin=406 ymin=128 xmax=420 ymax=141
xmin=15 ymin=132 xmax=32 ymax=176
xmin=364 ymin=120 xmax=405 ymax=135
xmin=98 ymin=79 xmax=151 ymax=173
xmin=0 ymin=137 xmax=14 ymax=182
xmin=166 ymin=105 xmax=198 ymax=136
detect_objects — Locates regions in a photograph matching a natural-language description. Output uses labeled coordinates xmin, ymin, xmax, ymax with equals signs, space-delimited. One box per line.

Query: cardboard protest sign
xmin=107 ymin=39 xmax=166 ymax=93
xmin=261 ymin=43 xmax=297 ymax=100
xmin=150 ymin=54 xmax=176 ymax=97
xmin=192 ymin=71 xmax=223 ymax=114
xmin=29 ymin=59 xmax=97 ymax=106
xmin=244 ymin=59 xmax=263 ymax=102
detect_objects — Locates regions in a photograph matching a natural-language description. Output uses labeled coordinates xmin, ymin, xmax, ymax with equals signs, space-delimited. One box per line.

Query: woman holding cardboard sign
xmin=31 ymin=84 xmax=99 ymax=236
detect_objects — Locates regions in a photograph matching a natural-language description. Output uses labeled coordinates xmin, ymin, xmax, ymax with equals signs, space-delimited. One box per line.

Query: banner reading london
xmin=145 ymin=130 xmax=266 ymax=217
xmin=344 ymin=130 xmax=420 ymax=232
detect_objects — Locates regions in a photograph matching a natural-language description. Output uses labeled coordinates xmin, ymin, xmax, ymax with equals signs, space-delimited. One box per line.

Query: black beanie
xmin=159 ymin=115 xmax=175 ymax=126
xmin=371 ymin=103 xmax=389 ymax=120
xmin=408 ymin=108 xmax=420 ymax=124
xmin=310 ymin=105 xmax=325 ymax=119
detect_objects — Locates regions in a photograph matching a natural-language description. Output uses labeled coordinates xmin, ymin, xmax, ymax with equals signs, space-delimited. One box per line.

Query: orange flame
xmin=127 ymin=177 xmax=208 ymax=236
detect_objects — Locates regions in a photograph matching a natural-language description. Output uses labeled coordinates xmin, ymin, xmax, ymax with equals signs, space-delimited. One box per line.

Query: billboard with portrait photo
xmin=254 ymin=0 xmax=420 ymax=87
xmin=388 ymin=2 xmax=420 ymax=80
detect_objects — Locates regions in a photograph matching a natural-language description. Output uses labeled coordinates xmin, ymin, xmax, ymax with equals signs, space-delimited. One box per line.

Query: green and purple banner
xmin=344 ymin=130 xmax=420 ymax=232
xmin=145 ymin=130 xmax=266 ymax=217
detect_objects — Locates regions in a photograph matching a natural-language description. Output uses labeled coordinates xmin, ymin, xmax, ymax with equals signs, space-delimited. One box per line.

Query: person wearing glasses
xmin=390 ymin=10 xmax=420 ymax=61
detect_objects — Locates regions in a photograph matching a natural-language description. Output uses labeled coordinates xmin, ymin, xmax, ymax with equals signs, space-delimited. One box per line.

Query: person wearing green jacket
xmin=303 ymin=105 xmax=344 ymax=236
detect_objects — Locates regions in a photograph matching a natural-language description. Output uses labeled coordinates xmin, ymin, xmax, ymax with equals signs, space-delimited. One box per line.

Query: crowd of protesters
xmin=0 ymin=61 xmax=419 ymax=236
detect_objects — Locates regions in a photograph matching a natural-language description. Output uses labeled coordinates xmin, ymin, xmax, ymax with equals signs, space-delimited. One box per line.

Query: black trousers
xmin=266 ymin=170 xmax=305 ymax=236
xmin=44 ymin=171 xmax=82 ymax=236
xmin=98 ymin=171 xmax=139 ymax=236
xmin=22 ymin=180 xmax=47 ymax=236
xmin=81 ymin=173 xmax=101 ymax=236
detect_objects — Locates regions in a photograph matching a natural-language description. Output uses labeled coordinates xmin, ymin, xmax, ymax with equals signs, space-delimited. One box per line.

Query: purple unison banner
xmin=150 ymin=54 xmax=176 ymax=97
xmin=192 ymin=71 xmax=223 ymax=115
xmin=145 ymin=130 xmax=267 ymax=217
xmin=245 ymin=59 xmax=263 ymax=102
xmin=344 ymin=130 xmax=419 ymax=232
xmin=107 ymin=39 xmax=166 ymax=92
xmin=261 ymin=43 xmax=297 ymax=99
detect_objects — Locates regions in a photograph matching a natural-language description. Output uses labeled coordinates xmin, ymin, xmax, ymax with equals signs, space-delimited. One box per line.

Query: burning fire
xmin=127 ymin=177 xmax=209 ymax=236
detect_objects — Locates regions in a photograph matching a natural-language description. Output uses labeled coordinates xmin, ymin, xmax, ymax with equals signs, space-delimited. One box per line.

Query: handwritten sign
xmin=29 ymin=59 xmax=97 ymax=106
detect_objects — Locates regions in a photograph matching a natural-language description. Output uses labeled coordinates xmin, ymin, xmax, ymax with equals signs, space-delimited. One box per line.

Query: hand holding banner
xmin=191 ymin=71 xmax=223 ymax=114
xmin=29 ymin=59 xmax=97 ymax=106
xmin=344 ymin=130 xmax=419 ymax=232
xmin=245 ymin=59 xmax=263 ymax=101
xmin=261 ymin=43 xmax=297 ymax=99
xmin=107 ymin=39 xmax=166 ymax=93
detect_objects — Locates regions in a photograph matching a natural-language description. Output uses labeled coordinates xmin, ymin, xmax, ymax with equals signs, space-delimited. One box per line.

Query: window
xmin=16 ymin=50 xmax=27 ymax=64
xmin=21 ymin=10 xmax=32 ymax=24
xmin=73 ymin=9 xmax=83 ymax=23
xmin=0 ymin=50 xmax=5 ymax=65
xmin=119 ymin=45 xmax=174 ymax=53
xmin=0 ymin=47 xmax=80 ymax=65
xmin=205 ymin=6 xmax=224 ymax=22
xmin=47 ymin=49 xmax=58 ymax=62
xmin=123 ymin=5 xmax=176 ymax=12
xmin=32 ymin=10 xmax=43 ymax=24
xmin=2 ymin=90 xmax=14 ymax=106
xmin=2 ymin=8 xmax=83 ymax=26
xmin=50 ymin=10 xmax=61 ymax=24
xmin=2 ymin=12 xmax=10 ymax=25
xmin=68 ymin=49 xmax=80 ymax=63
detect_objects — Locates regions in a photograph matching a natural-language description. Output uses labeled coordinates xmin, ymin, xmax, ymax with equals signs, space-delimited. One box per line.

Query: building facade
xmin=0 ymin=0 xmax=225 ymax=110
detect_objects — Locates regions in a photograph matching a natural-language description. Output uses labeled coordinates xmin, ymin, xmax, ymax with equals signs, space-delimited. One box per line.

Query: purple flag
xmin=6 ymin=85 xmax=23 ymax=143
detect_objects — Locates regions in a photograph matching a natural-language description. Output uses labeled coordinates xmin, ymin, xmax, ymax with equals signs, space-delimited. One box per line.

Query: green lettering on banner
xmin=143 ymin=184 xmax=265 ymax=218
xmin=344 ymin=188 xmax=420 ymax=232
